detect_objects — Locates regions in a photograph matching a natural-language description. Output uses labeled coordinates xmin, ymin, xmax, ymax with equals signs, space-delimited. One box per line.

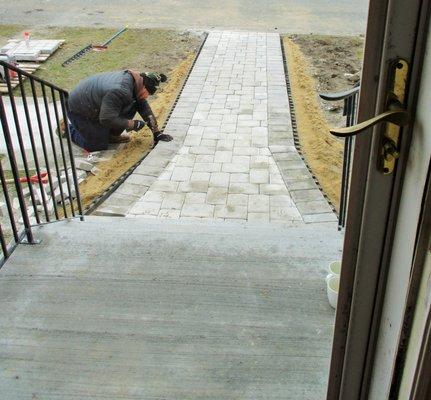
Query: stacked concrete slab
xmin=1 ymin=148 xmax=109 ymax=227
xmin=1 ymin=39 xmax=64 ymax=61
xmin=10 ymin=168 xmax=86 ymax=224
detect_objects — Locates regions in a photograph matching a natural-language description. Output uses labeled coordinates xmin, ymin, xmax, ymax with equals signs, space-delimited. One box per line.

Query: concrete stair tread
xmin=0 ymin=216 xmax=342 ymax=399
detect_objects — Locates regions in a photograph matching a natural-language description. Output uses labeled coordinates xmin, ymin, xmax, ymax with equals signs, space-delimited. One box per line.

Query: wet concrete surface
xmin=0 ymin=0 xmax=369 ymax=35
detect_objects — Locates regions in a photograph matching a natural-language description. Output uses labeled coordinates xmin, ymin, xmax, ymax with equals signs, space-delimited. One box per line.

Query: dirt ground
xmin=283 ymin=35 xmax=364 ymax=210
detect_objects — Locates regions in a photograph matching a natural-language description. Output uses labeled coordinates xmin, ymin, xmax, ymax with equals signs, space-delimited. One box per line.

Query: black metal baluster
xmin=342 ymin=137 xmax=352 ymax=228
xmin=59 ymin=91 xmax=83 ymax=220
xmin=338 ymin=96 xmax=352 ymax=229
xmin=18 ymin=73 xmax=44 ymax=224
xmin=5 ymin=71 xmax=40 ymax=224
xmin=341 ymin=95 xmax=357 ymax=228
xmin=0 ymin=149 xmax=19 ymax=243
xmin=57 ymin=93 xmax=76 ymax=216
xmin=41 ymin=83 xmax=63 ymax=219
xmin=342 ymin=94 xmax=358 ymax=227
xmin=29 ymin=79 xmax=52 ymax=221
xmin=0 ymin=94 xmax=34 ymax=243
xmin=343 ymin=96 xmax=355 ymax=228
xmin=0 ymin=223 xmax=8 ymax=260
xmin=339 ymin=143 xmax=349 ymax=229
xmin=36 ymin=81 xmax=59 ymax=219
xmin=50 ymin=89 xmax=68 ymax=217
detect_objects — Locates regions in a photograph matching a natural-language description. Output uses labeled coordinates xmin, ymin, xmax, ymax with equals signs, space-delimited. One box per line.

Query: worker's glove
xmin=153 ymin=131 xmax=173 ymax=145
xmin=126 ymin=120 xmax=146 ymax=132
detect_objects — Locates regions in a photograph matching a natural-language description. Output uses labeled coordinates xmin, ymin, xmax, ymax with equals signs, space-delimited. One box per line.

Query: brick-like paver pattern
xmin=97 ymin=31 xmax=336 ymax=224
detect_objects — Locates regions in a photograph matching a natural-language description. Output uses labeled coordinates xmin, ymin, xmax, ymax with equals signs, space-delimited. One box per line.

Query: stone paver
xmin=99 ymin=31 xmax=337 ymax=224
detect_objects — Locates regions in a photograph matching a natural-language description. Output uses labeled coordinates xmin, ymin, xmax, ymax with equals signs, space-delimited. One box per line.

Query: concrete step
xmin=0 ymin=216 xmax=343 ymax=399
xmin=3 ymin=216 xmax=342 ymax=277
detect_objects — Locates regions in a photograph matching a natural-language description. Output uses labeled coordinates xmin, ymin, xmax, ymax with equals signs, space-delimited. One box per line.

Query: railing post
xmin=0 ymin=223 xmax=8 ymax=259
xmin=0 ymin=95 xmax=35 ymax=244
xmin=59 ymin=92 xmax=84 ymax=220
xmin=0 ymin=152 xmax=19 ymax=243
xmin=319 ymin=85 xmax=360 ymax=230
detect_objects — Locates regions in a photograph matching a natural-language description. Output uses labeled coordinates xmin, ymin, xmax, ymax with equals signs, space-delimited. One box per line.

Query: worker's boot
xmin=109 ymin=131 xmax=131 ymax=144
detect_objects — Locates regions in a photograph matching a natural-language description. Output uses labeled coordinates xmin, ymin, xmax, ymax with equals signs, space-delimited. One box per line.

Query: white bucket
xmin=326 ymin=274 xmax=340 ymax=309
xmin=328 ymin=260 xmax=341 ymax=277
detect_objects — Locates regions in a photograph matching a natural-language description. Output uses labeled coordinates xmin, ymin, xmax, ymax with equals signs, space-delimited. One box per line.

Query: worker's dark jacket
xmin=67 ymin=71 xmax=156 ymax=151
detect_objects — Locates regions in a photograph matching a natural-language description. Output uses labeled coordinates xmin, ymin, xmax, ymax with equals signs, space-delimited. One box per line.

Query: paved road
xmin=0 ymin=0 xmax=369 ymax=35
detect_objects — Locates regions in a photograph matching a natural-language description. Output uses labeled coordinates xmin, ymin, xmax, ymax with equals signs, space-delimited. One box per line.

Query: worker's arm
xmin=137 ymin=99 xmax=159 ymax=133
xmin=137 ymin=100 xmax=173 ymax=143
xmin=99 ymin=91 xmax=137 ymax=131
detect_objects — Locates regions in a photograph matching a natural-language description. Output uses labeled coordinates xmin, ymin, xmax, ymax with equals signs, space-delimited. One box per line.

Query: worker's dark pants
xmin=67 ymin=111 xmax=124 ymax=152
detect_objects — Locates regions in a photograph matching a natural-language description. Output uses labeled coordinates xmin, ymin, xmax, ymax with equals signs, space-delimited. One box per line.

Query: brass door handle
xmin=329 ymin=59 xmax=411 ymax=175
xmin=330 ymin=106 xmax=410 ymax=138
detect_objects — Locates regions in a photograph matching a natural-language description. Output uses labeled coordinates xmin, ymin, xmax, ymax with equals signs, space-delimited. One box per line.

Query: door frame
xmin=409 ymin=307 xmax=431 ymax=399
xmin=389 ymin=165 xmax=431 ymax=399
xmin=326 ymin=0 xmax=431 ymax=399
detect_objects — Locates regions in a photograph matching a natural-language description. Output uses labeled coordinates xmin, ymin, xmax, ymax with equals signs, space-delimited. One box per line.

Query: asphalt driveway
xmin=0 ymin=0 xmax=369 ymax=35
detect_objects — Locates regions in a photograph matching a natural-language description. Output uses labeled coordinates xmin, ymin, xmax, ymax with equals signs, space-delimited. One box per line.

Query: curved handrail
xmin=319 ymin=85 xmax=360 ymax=102
xmin=0 ymin=60 xmax=67 ymax=94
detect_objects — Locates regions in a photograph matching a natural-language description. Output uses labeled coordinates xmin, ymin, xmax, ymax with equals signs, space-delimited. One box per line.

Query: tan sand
xmin=283 ymin=37 xmax=343 ymax=210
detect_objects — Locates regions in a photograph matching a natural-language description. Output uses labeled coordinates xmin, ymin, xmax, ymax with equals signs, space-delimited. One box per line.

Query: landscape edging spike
xmin=62 ymin=27 xmax=127 ymax=68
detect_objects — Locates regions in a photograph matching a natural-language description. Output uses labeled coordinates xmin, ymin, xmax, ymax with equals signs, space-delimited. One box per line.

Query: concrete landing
xmin=96 ymin=31 xmax=336 ymax=225
xmin=0 ymin=216 xmax=343 ymax=399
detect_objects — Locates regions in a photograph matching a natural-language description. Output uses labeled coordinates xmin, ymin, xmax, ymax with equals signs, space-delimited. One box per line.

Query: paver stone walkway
xmin=96 ymin=31 xmax=337 ymax=225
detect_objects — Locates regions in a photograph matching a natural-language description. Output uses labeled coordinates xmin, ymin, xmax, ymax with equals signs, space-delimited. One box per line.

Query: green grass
xmin=2 ymin=169 xmax=36 ymax=180
xmin=1 ymin=25 xmax=200 ymax=93
xmin=0 ymin=24 xmax=24 ymax=45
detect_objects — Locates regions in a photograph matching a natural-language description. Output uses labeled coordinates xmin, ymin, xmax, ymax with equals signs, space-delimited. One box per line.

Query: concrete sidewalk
xmin=96 ymin=31 xmax=336 ymax=225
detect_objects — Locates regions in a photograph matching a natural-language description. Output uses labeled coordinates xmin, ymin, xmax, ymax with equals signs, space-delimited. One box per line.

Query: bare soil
xmin=283 ymin=35 xmax=364 ymax=210
xmin=290 ymin=34 xmax=364 ymax=127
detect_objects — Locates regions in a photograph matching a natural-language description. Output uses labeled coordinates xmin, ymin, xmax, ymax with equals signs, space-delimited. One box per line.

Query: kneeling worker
xmin=67 ymin=70 xmax=173 ymax=151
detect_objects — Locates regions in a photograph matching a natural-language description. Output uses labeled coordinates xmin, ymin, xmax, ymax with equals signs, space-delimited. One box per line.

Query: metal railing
xmin=0 ymin=60 xmax=83 ymax=266
xmin=320 ymin=85 xmax=360 ymax=229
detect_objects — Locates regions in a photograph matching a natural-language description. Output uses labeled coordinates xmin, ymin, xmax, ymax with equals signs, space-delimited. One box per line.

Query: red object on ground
xmin=91 ymin=45 xmax=108 ymax=52
xmin=20 ymin=172 xmax=49 ymax=184
xmin=9 ymin=68 xmax=18 ymax=79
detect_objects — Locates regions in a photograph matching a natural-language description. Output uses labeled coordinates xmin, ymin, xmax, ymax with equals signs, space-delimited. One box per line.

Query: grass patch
xmin=0 ymin=25 xmax=23 ymax=44
xmin=1 ymin=25 xmax=200 ymax=92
